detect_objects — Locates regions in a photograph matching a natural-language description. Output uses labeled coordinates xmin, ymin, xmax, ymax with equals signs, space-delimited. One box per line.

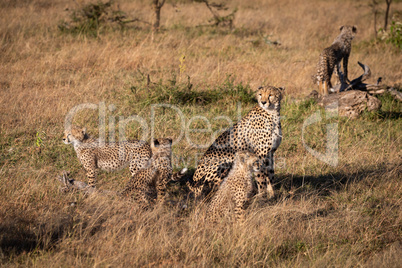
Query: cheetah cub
xmin=63 ymin=126 xmax=151 ymax=188
xmin=207 ymin=151 xmax=260 ymax=223
xmin=313 ymin=25 xmax=357 ymax=95
xmin=120 ymin=138 xmax=173 ymax=207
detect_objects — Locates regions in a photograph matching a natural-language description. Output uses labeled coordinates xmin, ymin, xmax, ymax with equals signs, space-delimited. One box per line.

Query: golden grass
xmin=0 ymin=0 xmax=401 ymax=266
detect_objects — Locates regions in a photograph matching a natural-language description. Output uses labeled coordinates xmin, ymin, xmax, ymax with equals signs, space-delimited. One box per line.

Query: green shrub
xmin=379 ymin=15 xmax=402 ymax=49
xmin=131 ymin=74 xmax=255 ymax=107
xmin=58 ymin=1 xmax=129 ymax=37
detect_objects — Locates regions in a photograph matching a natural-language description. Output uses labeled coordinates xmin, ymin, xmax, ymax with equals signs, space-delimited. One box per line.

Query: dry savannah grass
xmin=1 ymin=0 xmax=401 ymax=266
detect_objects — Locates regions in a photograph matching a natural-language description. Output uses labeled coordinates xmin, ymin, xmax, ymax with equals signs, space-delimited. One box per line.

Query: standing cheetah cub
xmin=313 ymin=25 xmax=357 ymax=95
xmin=207 ymin=151 xmax=260 ymax=223
xmin=120 ymin=138 xmax=173 ymax=207
xmin=63 ymin=126 xmax=151 ymax=188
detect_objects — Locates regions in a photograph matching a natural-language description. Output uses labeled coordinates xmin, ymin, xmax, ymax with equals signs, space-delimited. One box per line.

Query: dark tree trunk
xmin=384 ymin=0 xmax=392 ymax=31
xmin=152 ymin=0 xmax=165 ymax=33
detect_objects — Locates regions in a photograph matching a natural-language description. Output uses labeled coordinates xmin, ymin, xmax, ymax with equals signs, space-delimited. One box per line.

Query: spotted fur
xmin=120 ymin=138 xmax=173 ymax=207
xmin=207 ymin=151 xmax=260 ymax=222
xmin=313 ymin=25 xmax=357 ymax=95
xmin=189 ymin=86 xmax=283 ymax=199
xmin=63 ymin=126 xmax=152 ymax=187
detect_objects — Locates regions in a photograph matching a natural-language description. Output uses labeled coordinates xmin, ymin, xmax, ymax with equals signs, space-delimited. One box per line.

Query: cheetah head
xmin=256 ymin=86 xmax=284 ymax=112
xmin=63 ymin=126 xmax=88 ymax=145
xmin=151 ymin=138 xmax=173 ymax=158
xmin=339 ymin=25 xmax=357 ymax=39
xmin=236 ymin=151 xmax=260 ymax=172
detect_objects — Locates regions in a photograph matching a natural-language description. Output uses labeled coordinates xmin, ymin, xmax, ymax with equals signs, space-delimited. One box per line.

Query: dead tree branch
xmin=343 ymin=62 xmax=372 ymax=91
xmin=198 ymin=0 xmax=236 ymax=28
xmin=57 ymin=171 xmax=93 ymax=193
xmin=343 ymin=62 xmax=401 ymax=102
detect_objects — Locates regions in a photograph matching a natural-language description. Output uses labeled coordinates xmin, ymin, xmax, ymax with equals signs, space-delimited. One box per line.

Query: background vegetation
xmin=0 ymin=0 xmax=401 ymax=266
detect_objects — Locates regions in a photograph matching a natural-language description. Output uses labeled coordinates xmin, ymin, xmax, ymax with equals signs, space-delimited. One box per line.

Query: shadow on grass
xmin=170 ymin=162 xmax=400 ymax=209
xmin=272 ymin=162 xmax=399 ymax=201
xmin=0 ymin=223 xmax=38 ymax=257
xmin=0 ymin=210 xmax=74 ymax=260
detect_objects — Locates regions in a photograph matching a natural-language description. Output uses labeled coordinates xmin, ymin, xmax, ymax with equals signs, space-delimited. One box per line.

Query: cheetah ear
xmin=167 ymin=138 xmax=173 ymax=144
xmin=82 ymin=127 xmax=86 ymax=135
xmin=255 ymin=86 xmax=264 ymax=92
xmin=153 ymin=139 xmax=160 ymax=147
xmin=278 ymin=87 xmax=285 ymax=92
xmin=339 ymin=25 xmax=344 ymax=31
xmin=352 ymin=25 xmax=357 ymax=33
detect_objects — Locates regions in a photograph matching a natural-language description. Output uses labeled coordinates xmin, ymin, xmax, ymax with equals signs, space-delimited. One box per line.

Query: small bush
xmin=379 ymin=15 xmax=402 ymax=49
xmin=131 ymin=74 xmax=255 ymax=107
xmin=58 ymin=1 xmax=130 ymax=37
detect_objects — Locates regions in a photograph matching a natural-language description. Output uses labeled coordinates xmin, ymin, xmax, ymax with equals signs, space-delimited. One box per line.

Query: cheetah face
xmin=256 ymin=86 xmax=284 ymax=111
xmin=151 ymin=138 xmax=173 ymax=157
xmin=63 ymin=127 xmax=87 ymax=144
xmin=339 ymin=25 xmax=357 ymax=40
xmin=237 ymin=151 xmax=260 ymax=171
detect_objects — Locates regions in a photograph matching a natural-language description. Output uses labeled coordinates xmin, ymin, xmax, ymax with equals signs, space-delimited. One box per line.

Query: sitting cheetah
xmin=207 ymin=151 xmax=260 ymax=222
xmin=63 ymin=126 xmax=151 ymax=187
xmin=120 ymin=138 xmax=173 ymax=207
xmin=189 ymin=86 xmax=283 ymax=199
xmin=313 ymin=25 xmax=357 ymax=95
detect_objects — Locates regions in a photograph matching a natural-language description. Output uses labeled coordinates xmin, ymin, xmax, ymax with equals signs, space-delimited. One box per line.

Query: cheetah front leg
xmin=343 ymin=55 xmax=350 ymax=83
xmin=82 ymin=157 xmax=97 ymax=188
xmin=265 ymin=151 xmax=275 ymax=199
xmin=155 ymin=168 xmax=172 ymax=203
xmin=318 ymin=80 xmax=323 ymax=95
xmin=322 ymin=80 xmax=329 ymax=96
xmin=254 ymin=170 xmax=267 ymax=196
xmin=256 ymin=154 xmax=275 ymax=199
xmin=252 ymin=151 xmax=265 ymax=196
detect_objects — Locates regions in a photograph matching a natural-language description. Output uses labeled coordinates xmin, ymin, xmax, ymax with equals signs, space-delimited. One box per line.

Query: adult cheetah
xmin=207 ymin=151 xmax=260 ymax=223
xmin=120 ymin=138 xmax=173 ymax=207
xmin=189 ymin=86 xmax=283 ymax=199
xmin=313 ymin=25 xmax=357 ymax=95
xmin=63 ymin=126 xmax=151 ymax=187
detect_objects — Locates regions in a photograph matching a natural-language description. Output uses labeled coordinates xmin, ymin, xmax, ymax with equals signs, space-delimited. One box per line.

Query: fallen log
xmin=317 ymin=90 xmax=382 ymax=119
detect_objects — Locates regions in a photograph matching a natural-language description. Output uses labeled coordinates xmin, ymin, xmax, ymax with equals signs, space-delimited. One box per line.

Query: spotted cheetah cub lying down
xmin=63 ymin=126 xmax=151 ymax=188
xmin=120 ymin=138 xmax=173 ymax=207
xmin=207 ymin=151 xmax=260 ymax=223
xmin=313 ymin=25 xmax=357 ymax=95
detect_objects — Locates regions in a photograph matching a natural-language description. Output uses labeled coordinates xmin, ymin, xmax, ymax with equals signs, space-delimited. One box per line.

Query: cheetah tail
xmin=171 ymin=168 xmax=188 ymax=182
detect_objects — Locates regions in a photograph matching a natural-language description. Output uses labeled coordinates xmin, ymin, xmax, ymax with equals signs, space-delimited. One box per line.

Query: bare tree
xmin=384 ymin=0 xmax=392 ymax=31
xmin=152 ymin=0 xmax=166 ymax=33
xmin=370 ymin=0 xmax=379 ymax=38
xmin=197 ymin=0 xmax=236 ymax=28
